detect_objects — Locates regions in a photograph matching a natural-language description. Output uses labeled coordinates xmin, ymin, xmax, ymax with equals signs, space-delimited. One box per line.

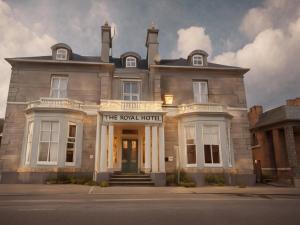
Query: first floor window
xmin=38 ymin=121 xmax=59 ymax=163
xmin=122 ymin=80 xmax=140 ymax=101
xmin=66 ymin=122 xmax=76 ymax=164
xmin=203 ymin=125 xmax=221 ymax=165
xmin=25 ymin=122 xmax=34 ymax=165
xmin=50 ymin=76 xmax=68 ymax=98
xmin=185 ymin=126 xmax=196 ymax=165
xmin=193 ymin=81 xmax=208 ymax=103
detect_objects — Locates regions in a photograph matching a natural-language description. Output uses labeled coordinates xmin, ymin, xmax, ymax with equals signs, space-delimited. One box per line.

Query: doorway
xmin=122 ymin=139 xmax=138 ymax=173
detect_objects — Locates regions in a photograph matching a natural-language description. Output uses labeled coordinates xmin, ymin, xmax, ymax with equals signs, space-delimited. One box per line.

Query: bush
xmin=166 ymin=174 xmax=177 ymax=186
xmin=205 ymin=174 xmax=225 ymax=186
xmin=179 ymin=182 xmax=196 ymax=188
xmin=99 ymin=181 xmax=109 ymax=187
xmin=45 ymin=174 xmax=95 ymax=185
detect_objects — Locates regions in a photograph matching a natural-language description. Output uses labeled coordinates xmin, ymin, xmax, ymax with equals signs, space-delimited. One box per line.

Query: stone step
xmin=111 ymin=174 xmax=151 ymax=178
xmin=110 ymin=177 xmax=152 ymax=182
xmin=108 ymin=181 xmax=155 ymax=186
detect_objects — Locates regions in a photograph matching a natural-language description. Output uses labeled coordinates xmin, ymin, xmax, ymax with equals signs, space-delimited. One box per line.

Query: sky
xmin=0 ymin=0 xmax=300 ymax=117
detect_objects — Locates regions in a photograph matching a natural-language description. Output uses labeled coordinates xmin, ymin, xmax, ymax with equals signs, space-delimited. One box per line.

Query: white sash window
xmin=185 ymin=126 xmax=197 ymax=165
xmin=56 ymin=48 xmax=68 ymax=60
xmin=66 ymin=122 xmax=76 ymax=165
xmin=126 ymin=57 xmax=137 ymax=67
xmin=50 ymin=76 xmax=68 ymax=98
xmin=25 ymin=122 xmax=34 ymax=165
xmin=203 ymin=125 xmax=221 ymax=165
xmin=38 ymin=121 xmax=59 ymax=164
xmin=193 ymin=81 xmax=208 ymax=103
xmin=122 ymin=81 xmax=140 ymax=101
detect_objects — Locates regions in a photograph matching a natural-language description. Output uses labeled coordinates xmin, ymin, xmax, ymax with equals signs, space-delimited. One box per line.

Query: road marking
xmin=88 ymin=186 xmax=95 ymax=194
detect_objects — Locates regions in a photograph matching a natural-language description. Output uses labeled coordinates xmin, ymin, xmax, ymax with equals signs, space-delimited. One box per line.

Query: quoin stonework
xmin=0 ymin=22 xmax=255 ymax=186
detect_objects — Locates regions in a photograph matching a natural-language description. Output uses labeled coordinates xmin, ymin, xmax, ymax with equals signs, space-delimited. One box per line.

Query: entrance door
xmin=122 ymin=139 xmax=138 ymax=173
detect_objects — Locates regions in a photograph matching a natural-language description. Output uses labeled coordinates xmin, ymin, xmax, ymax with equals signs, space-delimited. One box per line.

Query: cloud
xmin=240 ymin=0 xmax=300 ymax=39
xmin=214 ymin=0 xmax=300 ymax=109
xmin=172 ymin=26 xmax=212 ymax=58
xmin=0 ymin=0 xmax=56 ymax=117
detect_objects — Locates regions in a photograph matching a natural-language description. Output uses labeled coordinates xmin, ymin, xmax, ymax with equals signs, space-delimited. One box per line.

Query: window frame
xmin=125 ymin=56 xmax=137 ymax=68
xmin=65 ymin=122 xmax=77 ymax=166
xmin=122 ymin=79 xmax=141 ymax=101
xmin=50 ymin=76 xmax=68 ymax=99
xmin=192 ymin=54 xmax=204 ymax=66
xmin=193 ymin=80 xmax=208 ymax=104
xmin=184 ymin=126 xmax=197 ymax=167
xmin=37 ymin=121 xmax=60 ymax=165
xmin=56 ymin=48 xmax=68 ymax=60
xmin=202 ymin=125 xmax=222 ymax=167
xmin=24 ymin=121 xmax=34 ymax=165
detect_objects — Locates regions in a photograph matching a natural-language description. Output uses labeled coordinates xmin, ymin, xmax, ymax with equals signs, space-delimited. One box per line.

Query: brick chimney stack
xmin=286 ymin=97 xmax=300 ymax=106
xmin=248 ymin=105 xmax=263 ymax=127
xmin=101 ymin=21 xmax=112 ymax=63
xmin=146 ymin=22 xmax=159 ymax=67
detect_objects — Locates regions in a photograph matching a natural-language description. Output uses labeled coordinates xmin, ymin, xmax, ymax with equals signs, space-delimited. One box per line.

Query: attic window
xmin=126 ymin=57 xmax=137 ymax=68
xmin=192 ymin=54 xmax=203 ymax=66
xmin=56 ymin=48 xmax=68 ymax=60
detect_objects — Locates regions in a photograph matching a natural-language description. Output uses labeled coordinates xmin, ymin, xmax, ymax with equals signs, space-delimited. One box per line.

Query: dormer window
xmin=192 ymin=55 xmax=203 ymax=66
xmin=56 ymin=48 xmax=68 ymax=60
xmin=126 ymin=57 xmax=137 ymax=68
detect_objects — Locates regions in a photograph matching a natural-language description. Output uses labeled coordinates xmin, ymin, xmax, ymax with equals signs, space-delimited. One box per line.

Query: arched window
xmin=192 ymin=54 xmax=203 ymax=66
xmin=56 ymin=48 xmax=68 ymax=60
xmin=126 ymin=56 xmax=137 ymax=68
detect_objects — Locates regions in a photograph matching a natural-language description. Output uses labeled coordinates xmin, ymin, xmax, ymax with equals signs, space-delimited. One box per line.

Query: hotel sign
xmin=102 ymin=113 xmax=163 ymax=123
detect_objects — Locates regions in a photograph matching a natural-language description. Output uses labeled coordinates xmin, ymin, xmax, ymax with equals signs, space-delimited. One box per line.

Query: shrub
xmin=205 ymin=174 xmax=225 ymax=186
xmin=179 ymin=182 xmax=196 ymax=188
xmin=99 ymin=181 xmax=109 ymax=187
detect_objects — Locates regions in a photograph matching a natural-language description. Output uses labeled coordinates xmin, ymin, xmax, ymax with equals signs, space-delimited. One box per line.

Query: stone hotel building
xmin=0 ymin=23 xmax=254 ymax=185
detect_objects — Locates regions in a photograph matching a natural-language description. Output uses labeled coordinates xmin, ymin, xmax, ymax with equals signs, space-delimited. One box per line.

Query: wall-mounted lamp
xmin=164 ymin=94 xmax=174 ymax=105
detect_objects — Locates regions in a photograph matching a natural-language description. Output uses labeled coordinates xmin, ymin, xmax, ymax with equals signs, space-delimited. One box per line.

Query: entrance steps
xmin=109 ymin=173 xmax=154 ymax=186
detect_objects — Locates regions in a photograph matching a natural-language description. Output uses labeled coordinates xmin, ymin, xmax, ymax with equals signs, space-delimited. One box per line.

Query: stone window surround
xmin=179 ymin=116 xmax=234 ymax=169
xmin=21 ymin=113 xmax=83 ymax=169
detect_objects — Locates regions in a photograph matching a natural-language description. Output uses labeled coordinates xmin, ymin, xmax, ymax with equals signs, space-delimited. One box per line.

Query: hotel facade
xmin=0 ymin=23 xmax=254 ymax=185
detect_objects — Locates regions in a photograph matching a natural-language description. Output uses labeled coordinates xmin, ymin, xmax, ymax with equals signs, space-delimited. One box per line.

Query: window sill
xmin=204 ymin=163 xmax=223 ymax=167
xmin=37 ymin=162 xmax=58 ymax=166
xmin=251 ymin=145 xmax=261 ymax=149
xmin=186 ymin=164 xmax=197 ymax=167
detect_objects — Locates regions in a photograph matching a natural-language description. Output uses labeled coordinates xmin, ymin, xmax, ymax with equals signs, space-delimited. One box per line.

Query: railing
xmin=99 ymin=99 xmax=163 ymax=112
xmin=178 ymin=103 xmax=226 ymax=114
xmin=26 ymin=98 xmax=83 ymax=111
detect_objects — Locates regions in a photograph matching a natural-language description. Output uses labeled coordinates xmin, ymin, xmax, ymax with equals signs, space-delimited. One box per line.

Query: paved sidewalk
xmin=0 ymin=184 xmax=300 ymax=196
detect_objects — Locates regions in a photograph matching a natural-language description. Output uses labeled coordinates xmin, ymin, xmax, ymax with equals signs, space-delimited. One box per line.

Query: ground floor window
xmin=25 ymin=121 xmax=34 ymax=165
xmin=38 ymin=121 xmax=59 ymax=164
xmin=66 ymin=122 xmax=76 ymax=164
xmin=203 ymin=125 xmax=221 ymax=165
xmin=185 ymin=126 xmax=196 ymax=165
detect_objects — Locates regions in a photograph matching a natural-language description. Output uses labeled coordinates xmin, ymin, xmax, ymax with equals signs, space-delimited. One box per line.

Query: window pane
xmin=69 ymin=125 xmax=76 ymax=137
xmin=212 ymin=145 xmax=220 ymax=163
xmin=51 ymin=122 xmax=59 ymax=132
xmin=60 ymin=79 xmax=68 ymax=89
xmin=131 ymin=82 xmax=138 ymax=93
xmin=131 ymin=95 xmax=138 ymax=101
xmin=59 ymin=90 xmax=67 ymax=98
xmin=51 ymin=131 xmax=59 ymax=143
xmin=124 ymin=82 xmax=130 ymax=93
xmin=187 ymin=145 xmax=196 ymax=164
xmin=41 ymin=131 xmax=51 ymax=142
xmin=42 ymin=122 xmax=51 ymax=131
xmin=52 ymin=78 xmax=59 ymax=89
xmin=204 ymin=145 xmax=212 ymax=163
xmin=51 ymin=90 xmax=59 ymax=98
xmin=67 ymin=142 xmax=75 ymax=149
xmin=123 ymin=95 xmax=130 ymax=100
xmin=39 ymin=143 xmax=49 ymax=161
xmin=49 ymin=143 xmax=58 ymax=162
xmin=66 ymin=150 xmax=74 ymax=162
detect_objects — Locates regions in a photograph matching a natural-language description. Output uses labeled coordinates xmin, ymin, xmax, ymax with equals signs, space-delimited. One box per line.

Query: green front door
xmin=122 ymin=139 xmax=138 ymax=173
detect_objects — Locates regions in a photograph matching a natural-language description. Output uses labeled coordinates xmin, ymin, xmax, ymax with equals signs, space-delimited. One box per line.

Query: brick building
xmin=248 ymin=98 xmax=300 ymax=185
xmin=0 ymin=22 xmax=254 ymax=185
